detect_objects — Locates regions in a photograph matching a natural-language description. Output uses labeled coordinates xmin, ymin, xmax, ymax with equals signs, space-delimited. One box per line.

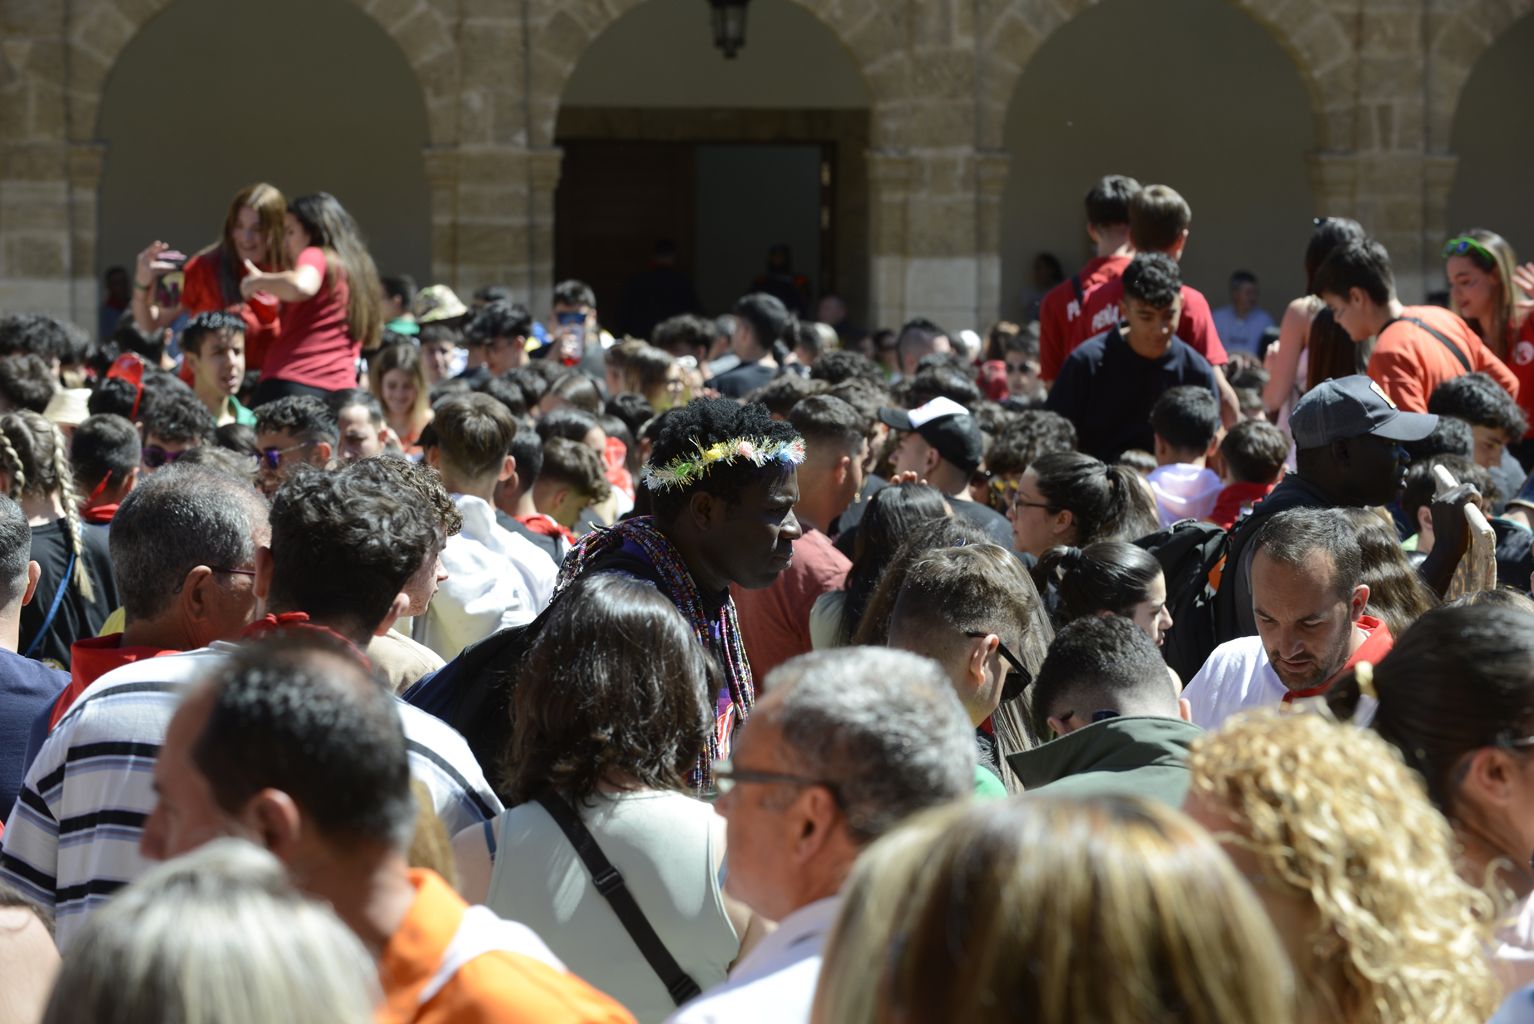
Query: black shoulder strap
xmin=1070 ymin=272 xmax=1084 ymax=304
xmin=1390 ymin=315 xmax=1471 ymax=373
xmin=535 ymin=793 xmax=703 ymax=1006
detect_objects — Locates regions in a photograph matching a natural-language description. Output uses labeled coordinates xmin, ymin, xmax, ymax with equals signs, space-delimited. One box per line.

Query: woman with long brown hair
xmin=242 ymin=192 xmax=382 ymax=405
xmin=132 ymin=182 xmax=288 ymax=372
xmin=1444 ymin=229 xmax=1534 ymax=456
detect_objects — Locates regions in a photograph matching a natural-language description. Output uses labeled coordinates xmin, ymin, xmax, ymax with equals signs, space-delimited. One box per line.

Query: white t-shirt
xmin=1183 ymin=636 xmax=1286 ymax=729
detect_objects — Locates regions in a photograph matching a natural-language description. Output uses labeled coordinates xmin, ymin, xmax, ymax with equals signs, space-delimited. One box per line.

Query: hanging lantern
xmin=709 ymin=0 xmax=750 ymax=59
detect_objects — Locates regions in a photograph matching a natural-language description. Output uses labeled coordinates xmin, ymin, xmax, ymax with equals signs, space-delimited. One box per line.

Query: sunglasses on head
xmin=965 ymin=631 xmax=1033 ymax=702
xmin=141 ymin=445 xmax=184 ymax=469
xmin=1443 ymin=236 xmax=1496 ymax=266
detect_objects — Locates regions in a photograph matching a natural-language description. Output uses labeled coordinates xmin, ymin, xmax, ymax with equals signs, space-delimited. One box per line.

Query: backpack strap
xmin=536 ymin=793 xmax=703 ymax=1006
xmin=1389 ymin=315 xmax=1471 ymax=373
xmin=22 ymin=547 xmax=75 ymax=660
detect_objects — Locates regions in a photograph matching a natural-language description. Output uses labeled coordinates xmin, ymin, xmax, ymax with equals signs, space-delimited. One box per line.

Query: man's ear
xmin=253 ymin=546 xmax=274 ymax=602
xmin=423 ymin=445 xmax=441 ymax=469
xmin=496 ymin=454 xmax=516 ymax=484
xmin=832 ymin=454 xmax=850 ymax=489
xmin=311 ymin=442 xmax=333 ymax=467
xmin=1169 ymin=228 xmax=1189 ymax=261
xmin=790 ymin=786 xmax=841 ymax=865
xmin=20 ymin=560 xmax=40 ymax=607
xmin=1178 ymin=697 xmax=1193 ymax=723
xmin=374 ymin=591 xmax=410 ymax=637
xmin=1046 ymin=714 xmax=1070 ymax=737
xmin=178 ymin=564 xmax=217 ymax=622
xmin=689 ymin=489 xmax=721 ymax=531
xmin=965 ymin=633 xmax=998 ymax=694
xmin=244 ymin=789 xmax=303 ymax=863
xmin=1416 ymin=504 xmax=1434 ymax=539
xmin=1350 ymin=583 xmax=1371 ymax=621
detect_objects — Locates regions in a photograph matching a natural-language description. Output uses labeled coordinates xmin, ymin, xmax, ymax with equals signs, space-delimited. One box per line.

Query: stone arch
xmin=1428 ymin=0 xmax=1534 ymax=151
xmin=526 ymin=0 xmax=891 ymax=148
xmin=65 ymin=0 xmax=461 ymax=147
xmin=977 ymin=0 xmax=1355 ymax=153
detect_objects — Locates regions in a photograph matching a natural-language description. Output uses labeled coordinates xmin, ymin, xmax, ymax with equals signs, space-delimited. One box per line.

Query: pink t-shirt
xmin=731 ymin=528 xmax=851 ymax=682
xmin=264 ymin=247 xmax=359 ymax=391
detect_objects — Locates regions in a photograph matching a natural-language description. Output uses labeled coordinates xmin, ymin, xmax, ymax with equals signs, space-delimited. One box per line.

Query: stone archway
xmin=1427 ymin=0 xmax=1534 ymax=152
xmin=976 ymin=0 xmax=1353 ymax=155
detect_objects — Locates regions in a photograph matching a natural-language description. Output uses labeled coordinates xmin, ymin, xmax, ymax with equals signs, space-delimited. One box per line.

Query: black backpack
xmin=1135 ymin=518 xmax=1230 ymax=683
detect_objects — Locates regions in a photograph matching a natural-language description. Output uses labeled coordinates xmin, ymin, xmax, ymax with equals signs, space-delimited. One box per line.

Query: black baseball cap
xmin=1289 ymin=375 xmax=1437 ymax=449
xmin=878 ymin=397 xmax=984 ymax=474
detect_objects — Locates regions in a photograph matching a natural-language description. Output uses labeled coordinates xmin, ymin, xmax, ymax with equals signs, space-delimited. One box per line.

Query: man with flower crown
xmin=405 ymin=397 xmax=805 ymax=788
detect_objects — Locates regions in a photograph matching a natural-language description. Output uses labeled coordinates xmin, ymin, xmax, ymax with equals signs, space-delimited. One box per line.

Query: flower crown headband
xmin=641 ymin=435 xmax=806 ymax=492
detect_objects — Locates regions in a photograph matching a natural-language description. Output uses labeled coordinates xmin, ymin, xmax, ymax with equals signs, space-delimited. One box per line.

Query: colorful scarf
xmin=557 ymin=516 xmax=753 ymax=773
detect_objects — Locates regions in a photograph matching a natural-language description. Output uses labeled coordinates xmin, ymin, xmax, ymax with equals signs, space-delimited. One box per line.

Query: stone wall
xmin=1 ymin=0 xmax=1530 ymax=331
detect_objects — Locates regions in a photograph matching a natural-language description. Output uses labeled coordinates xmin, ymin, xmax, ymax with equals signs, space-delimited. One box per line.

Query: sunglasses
xmin=259 ymin=440 xmax=317 ymax=471
xmin=1443 ymin=236 xmax=1496 ymax=266
xmin=141 ymin=445 xmax=185 ymax=469
xmin=965 ymin=631 xmax=1033 ymax=702
xmin=710 ymin=759 xmax=843 ymax=805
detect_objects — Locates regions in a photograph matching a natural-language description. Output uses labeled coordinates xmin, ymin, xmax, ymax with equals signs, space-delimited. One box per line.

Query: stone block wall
xmin=0 ymin=0 xmax=1529 ymax=332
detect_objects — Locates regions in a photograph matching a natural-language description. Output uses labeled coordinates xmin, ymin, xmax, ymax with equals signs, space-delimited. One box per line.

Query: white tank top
xmin=484 ymin=790 xmax=738 ymax=1023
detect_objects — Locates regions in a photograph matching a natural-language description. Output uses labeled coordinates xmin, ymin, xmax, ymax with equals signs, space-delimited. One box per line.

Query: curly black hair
xmin=267 ymin=471 xmax=438 ymax=641
xmin=1121 ymin=252 xmax=1182 ymax=309
xmin=0 ymin=354 xmax=56 ymax=414
xmin=140 ymin=387 xmax=215 ymax=444
xmin=254 ymin=395 xmax=338 ymax=444
xmin=1428 ymin=372 xmax=1528 ymax=439
xmin=646 ymin=397 xmax=801 ymax=522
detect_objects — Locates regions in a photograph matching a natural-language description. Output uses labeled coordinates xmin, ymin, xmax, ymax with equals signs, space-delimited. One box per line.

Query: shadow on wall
xmin=96 ymin=0 xmax=431 ymax=284
xmin=998 ymin=0 xmax=1315 ymax=324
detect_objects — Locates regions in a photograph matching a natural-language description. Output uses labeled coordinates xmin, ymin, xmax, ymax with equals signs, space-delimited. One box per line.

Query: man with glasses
xmin=668 ymin=648 xmax=974 ymax=1024
xmin=464 ymin=299 xmax=535 ymax=380
xmin=1 ymin=465 xmax=270 ymax=943
xmin=138 ymin=387 xmax=213 ymax=473
xmin=253 ymin=394 xmax=336 ymax=497
xmin=885 ymin=543 xmax=1046 ymax=796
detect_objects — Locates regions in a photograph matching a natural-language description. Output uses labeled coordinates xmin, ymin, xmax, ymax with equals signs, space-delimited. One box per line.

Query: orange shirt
xmin=378 ymin=870 xmax=635 ymax=1024
xmin=1367 ymin=305 xmax=1519 ymax=412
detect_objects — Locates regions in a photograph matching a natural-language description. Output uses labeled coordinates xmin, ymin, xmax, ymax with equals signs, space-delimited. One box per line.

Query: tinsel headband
xmin=641 ymin=435 xmax=806 ymax=492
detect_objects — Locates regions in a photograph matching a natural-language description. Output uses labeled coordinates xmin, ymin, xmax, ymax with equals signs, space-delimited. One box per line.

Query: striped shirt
xmin=0 ymin=643 xmax=503 ymax=948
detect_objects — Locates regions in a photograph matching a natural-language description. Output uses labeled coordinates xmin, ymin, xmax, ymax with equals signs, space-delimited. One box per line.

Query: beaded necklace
xmin=556 ymin=515 xmax=753 ymax=775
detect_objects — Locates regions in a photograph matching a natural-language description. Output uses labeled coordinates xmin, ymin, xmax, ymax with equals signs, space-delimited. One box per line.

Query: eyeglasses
xmin=1443 ymin=236 xmax=1496 ymax=266
xmin=141 ymin=445 xmax=185 ymax=469
xmin=965 ymin=631 xmax=1033 ymax=702
xmin=172 ymin=565 xmax=257 ymax=595
xmin=260 ymin=440 xmax=317 ymax=471
xmin=711 ymin=759 xmax=842 ymax=804
xmin=1010 ymin=494 xmax=1057 ymax=514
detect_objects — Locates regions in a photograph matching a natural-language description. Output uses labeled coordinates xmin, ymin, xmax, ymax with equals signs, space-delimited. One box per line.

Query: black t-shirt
xmin=1045 ymin=327 xmax=1218 ymax=462
xmin=19 ymin=520 xmax=118 ymax=671
xmin=950 ymin=497 xmax=1015 ymax=549
xmin=711 ymin=360 xmax=777 ymax=400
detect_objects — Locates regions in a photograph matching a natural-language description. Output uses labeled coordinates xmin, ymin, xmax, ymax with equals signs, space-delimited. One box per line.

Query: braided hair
xmin=0 ymin=410 xmax=94 ymax=601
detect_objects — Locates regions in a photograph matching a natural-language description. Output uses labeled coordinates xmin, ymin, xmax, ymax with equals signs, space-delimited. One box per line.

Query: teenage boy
xmin=420 ymin=393 xmax=555 ymax=660
xmin=1046 ymin=254 xmax=1218 ymax=462
xmin=530 ymin=437 xmax=611 ymax=534
xmin=1427 ymin=372 xmax=1528 ymax=499
xmin=1313 ymin=237 xmax=1517 ymax=413
xmin=1039 ymin=174 xmax=1140 ymax=382
xmin=253 ymin=396 xmax=336 ymax=497
xmin=180 ymin=311 xmax=255 ymax=427
xmin=70 ymin=414 xmax=140 ymax=537
xmin=1146 ymin=386 xmax=1222 ymax=526
xmin=879 ymin=396 xmax=1014 ymax=547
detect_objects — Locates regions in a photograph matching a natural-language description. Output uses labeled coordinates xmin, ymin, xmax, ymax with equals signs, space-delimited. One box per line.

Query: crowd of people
xmin=0 ymin=172 xmax=1532 ymax=1022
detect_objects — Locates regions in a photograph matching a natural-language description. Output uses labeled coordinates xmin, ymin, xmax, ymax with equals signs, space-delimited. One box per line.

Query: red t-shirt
xmin=180 ymin=250 xmax=281 ymax=373
xmin=1367 ymin=305 xmax=1518 ymax=413
xmin=730 ymin=528 xmax=850 ymax=682
xmin=1071 ymin=276 xmax=1229 ymax=368
xmin=1039 ymin=255 xmax=1130 ymax=381
xmin=264 ymin=247 xmax=359 ymax=391
xmin=1507 ymin=318 xmax=1534 ymax=438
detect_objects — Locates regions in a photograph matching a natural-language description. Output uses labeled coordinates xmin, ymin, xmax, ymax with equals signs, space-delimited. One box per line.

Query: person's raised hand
xmin=238 ymin=260 xmax=264 ymax=299
xmin=890 ymin=470 xmax=930 ymax=487
xmin=1513 ymin=262 xmax=1534 ymax=313
xmin=135 ymin=241 xmax=175 ymax=283
xmin=1429 ymin=481 xmax=1481 ymax=566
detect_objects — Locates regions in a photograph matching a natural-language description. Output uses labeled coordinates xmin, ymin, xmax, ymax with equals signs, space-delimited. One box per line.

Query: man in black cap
xmin=879 ymin=397 xmax=1013 ymax=547
xmin=1214 ymin=374 xmax=1473 ymax=640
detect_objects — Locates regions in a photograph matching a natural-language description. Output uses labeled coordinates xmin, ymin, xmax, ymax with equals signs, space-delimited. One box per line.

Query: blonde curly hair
xmin=1187 ymin=711 xmax=1499 ymax=1024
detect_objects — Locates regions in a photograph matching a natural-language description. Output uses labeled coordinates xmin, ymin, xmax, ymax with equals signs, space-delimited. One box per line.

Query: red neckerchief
xmin=82 ymin=503 xmax=119 ymax=525
xmin=239 ymin=612 xmax=373 ymax=668
xmin=1280 ymin=616 xmax=1394 ymax=703
xmin=516 ymin=512 xmax=577 ymax=546
xmin=50 ymin=633 xmax=183 ymax=729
